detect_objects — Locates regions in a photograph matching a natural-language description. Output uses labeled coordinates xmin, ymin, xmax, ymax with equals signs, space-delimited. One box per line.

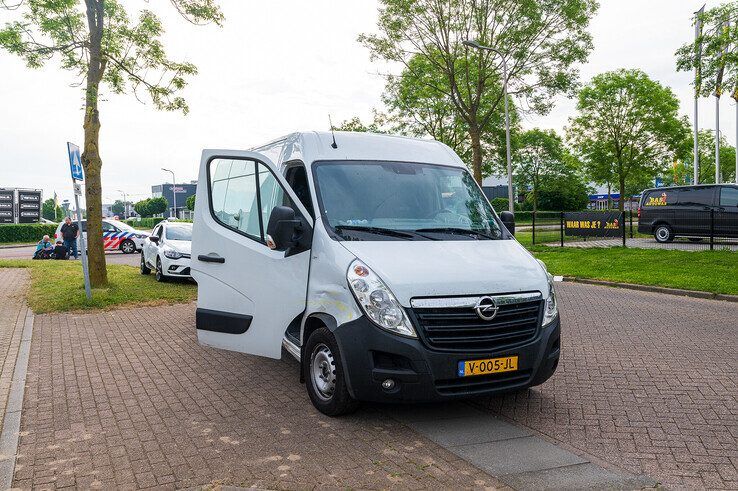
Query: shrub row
xmin=0 ymin=223 xmax=59 ymax=244
xmin=122 ymin=217 xmax=166 ymax=229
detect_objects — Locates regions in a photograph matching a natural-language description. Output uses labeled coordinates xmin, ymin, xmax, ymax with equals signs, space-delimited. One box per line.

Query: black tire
xmin=120 ymin=239 xmax=136 ymax=254
xmin=155 ymin=257 xmax=167 ymax=282
xmin=303 ymin=327 xmax=359 ymax=417
xmin=140 ymin=253 xmax=151 ymax=275
xmin=653 ymin=224 xmax=674 ymax=243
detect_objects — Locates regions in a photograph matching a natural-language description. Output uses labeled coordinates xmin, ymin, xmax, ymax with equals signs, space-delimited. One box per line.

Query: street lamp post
xmin=116 ymin=189 xmax=127 ymax=219
xmin=162 ymin=168 xmax=176 ymax=218
xmin=463 ymin=39 xmax=514 ymax=213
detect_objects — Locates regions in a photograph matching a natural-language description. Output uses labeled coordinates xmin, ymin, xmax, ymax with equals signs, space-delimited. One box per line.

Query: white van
xmin=191 ymin=132 xmax=560 ymax=416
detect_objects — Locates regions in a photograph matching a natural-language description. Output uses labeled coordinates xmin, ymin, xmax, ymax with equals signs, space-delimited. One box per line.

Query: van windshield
xmin=313 ymin=161 xmax=504 ymax=241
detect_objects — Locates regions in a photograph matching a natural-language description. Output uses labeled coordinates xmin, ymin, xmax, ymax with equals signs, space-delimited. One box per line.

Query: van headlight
xmin=347 ymin=259 xmax=417 ymax=338
xmin=542 ymin=274 xmax=558 ymax=327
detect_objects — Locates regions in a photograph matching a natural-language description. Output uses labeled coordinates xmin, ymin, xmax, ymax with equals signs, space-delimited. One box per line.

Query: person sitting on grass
xmin=52 ymin=240 xmax=69 ymax=260
xmin=33 ymin=235 xmax=54 ymax=259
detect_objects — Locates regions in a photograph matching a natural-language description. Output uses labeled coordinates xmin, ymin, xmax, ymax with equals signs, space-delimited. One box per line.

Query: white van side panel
xmin=301 ymin=223 xmax=363 ymax=338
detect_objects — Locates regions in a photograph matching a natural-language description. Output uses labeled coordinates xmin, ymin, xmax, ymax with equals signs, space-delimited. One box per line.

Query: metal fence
xmin=527 ymin=210 xmax=737 ymax=251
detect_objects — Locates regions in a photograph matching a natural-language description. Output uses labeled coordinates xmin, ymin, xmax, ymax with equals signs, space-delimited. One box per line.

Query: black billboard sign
xmin=564 ymin=211 xmax=623 ymax=237
xmin=17 ymin=190 xmax=42 ymax=223
xmin=0 ymin=189 xmax=14 ymax=224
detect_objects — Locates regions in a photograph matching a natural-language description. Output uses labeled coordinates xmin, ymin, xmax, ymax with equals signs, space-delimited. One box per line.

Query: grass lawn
xmin=531 ymin=246 xmax=738 ymax=295
xmin=0 ymin=259 xmax=197 ymax=314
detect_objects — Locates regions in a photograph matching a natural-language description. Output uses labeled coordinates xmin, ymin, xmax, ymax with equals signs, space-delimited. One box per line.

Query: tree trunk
xmin=606 ymin=182 xmax=612 ymax=210
xmin=82 ymin=0 xmax=107 ymax=287
xmin=618 ymin=176 xmax=626 ymax=213
xmin=469 ymin=127 xmax=483 ymax=185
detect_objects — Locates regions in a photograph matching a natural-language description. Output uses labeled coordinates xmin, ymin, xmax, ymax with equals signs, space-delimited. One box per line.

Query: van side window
xmin=643 ymin=189 xmax=678 ymax=206
xmin=677 ymin=187 xmax=714 ymax=207
xmin=258 ymin=162 xmax=304 ymax=228
xmin=720 ymin=187 xmax=738 ymax=207
xmin=209 ymin=159 xmax=261 ymax=239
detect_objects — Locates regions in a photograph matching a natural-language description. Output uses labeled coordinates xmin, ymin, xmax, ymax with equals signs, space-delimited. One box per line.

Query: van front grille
xmin=435 ymin=369 xmax=533 ymax=395
xmin=409 ymin=294 xmax=543 ymax=353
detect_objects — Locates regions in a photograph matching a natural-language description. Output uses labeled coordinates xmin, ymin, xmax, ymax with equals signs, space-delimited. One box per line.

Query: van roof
xmin=251 ymin=131 xmax=466 ymax=168
xmin=642 ymin=183 xmax=737 ymax=193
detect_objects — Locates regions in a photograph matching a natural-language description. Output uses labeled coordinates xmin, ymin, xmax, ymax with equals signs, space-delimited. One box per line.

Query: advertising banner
xmin=564 ymin=211 xmax=623 ymax=237
xmin=18 ymin=190 xmax=42 ymax=223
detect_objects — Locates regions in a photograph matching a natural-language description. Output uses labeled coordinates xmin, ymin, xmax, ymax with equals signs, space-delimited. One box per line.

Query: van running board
xmin=282 ymin=337 xmax=301 ymax=362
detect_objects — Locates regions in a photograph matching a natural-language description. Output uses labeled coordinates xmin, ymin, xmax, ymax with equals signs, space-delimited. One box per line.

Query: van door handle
xmin=198 ymin=253 xmax=225 ymax=264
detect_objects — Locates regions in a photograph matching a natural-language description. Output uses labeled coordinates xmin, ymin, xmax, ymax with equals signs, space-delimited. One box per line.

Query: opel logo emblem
xmin=474 ymin=296 xmax=499 ymax=321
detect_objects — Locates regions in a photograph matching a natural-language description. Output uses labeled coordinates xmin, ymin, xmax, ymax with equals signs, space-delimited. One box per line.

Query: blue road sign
xmin=67 ymin=142 xmax=83 ymax=181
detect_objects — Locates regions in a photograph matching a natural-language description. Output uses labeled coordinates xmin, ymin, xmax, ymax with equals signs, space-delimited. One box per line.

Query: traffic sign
xmin=67 ymin=142 xmax=84 ymax=181
xmin=73 ymin=182 xmax=82 ymax=196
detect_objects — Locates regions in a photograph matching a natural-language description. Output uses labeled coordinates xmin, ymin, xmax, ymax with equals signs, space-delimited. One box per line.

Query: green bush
xmin=0 ymin=223 xmax=59 ymax=244
xmin=122 ymin=217 xmax=166 ymax=229
xmin=490 ymin=197 xmax=509 ymax=211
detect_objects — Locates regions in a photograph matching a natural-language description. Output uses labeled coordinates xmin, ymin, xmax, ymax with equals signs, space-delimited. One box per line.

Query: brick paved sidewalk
xmin=13 ymin=303 xmax=500 ymax=489
xmin=475 ymin=283 xmax=738 ymax=489
xmin=0 ymin=269 xmax=29 ymax=438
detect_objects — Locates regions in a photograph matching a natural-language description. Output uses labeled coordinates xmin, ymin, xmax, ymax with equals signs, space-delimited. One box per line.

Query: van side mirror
xmin=500 ymin=211 xmax=515 ymax=236
xmin=149 ymin=236 xmax=159 ymax=243
xmin=266 ymin=206 xmax=302 ymax=251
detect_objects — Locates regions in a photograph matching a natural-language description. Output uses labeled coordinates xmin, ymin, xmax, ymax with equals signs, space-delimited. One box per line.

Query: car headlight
xmin=134 ymin=234 xmax=147 ymax=239
xmin=347 ymin=259 xmax=416 ymax=338
xmin=163 ymin=249 xmax=183 ymax=259
xmin=543 ymin=273 xmax=558 ymax=327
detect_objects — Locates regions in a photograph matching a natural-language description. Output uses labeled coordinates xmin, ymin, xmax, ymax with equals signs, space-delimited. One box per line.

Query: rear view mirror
xmin=149 ymin=236 xmax=160 ymax=243
xmin=500 ymin=211 xmax=515 ymax=236
xmin=266 ymin=206 xmax=302 ymax=251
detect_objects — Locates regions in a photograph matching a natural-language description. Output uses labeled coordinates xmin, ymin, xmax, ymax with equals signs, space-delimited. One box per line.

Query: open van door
xmin=191 ymin=150 xmax=313 ymax=359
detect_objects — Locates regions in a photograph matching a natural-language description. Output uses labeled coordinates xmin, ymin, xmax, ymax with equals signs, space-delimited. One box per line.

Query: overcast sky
xmin=0 ymin=0 xmax=733 ymax=207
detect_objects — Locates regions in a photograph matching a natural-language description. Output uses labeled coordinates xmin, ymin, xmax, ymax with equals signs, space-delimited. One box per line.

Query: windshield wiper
xmin=333 ymin=225 xmax=420 ymax=240
xmin=414 ymin=227 xmax=499 ymax=240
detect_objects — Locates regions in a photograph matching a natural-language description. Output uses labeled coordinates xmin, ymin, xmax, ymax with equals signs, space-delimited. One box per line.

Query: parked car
xmin=637 ymin=184 xmax=738 ymax=242
xmin=55 ymin=219 xmax=149 ymax=253
xmin=141 ymin=221 xmax=192 ymax=281
xmin=191 ymin=131 xmax=560 ymax=416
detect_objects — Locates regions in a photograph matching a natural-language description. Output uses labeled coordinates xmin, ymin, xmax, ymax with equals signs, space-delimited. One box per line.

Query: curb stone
xmin=562 ymin=276 xmax=738 ymax=303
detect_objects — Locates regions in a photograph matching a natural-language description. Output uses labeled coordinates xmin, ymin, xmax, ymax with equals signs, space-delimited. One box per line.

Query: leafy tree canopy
xmin=676 ymin=2 xmax=738 ymax=98
xmin=513 ymin=128 xmax=569 ymax=211
xmin=186 ymin=194 xmax=196 ymax=211
xmin=567 ymin=69 xmax=689 ymax=210
xmin=360 ymin=0 xmax=598 ymax=183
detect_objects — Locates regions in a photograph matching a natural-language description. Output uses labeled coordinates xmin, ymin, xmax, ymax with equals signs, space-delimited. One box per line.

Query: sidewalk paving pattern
xmin=475 ymin=283 xmax=738 ymax=489
xmin=4 ymin=267 xmax=737 ymax=489
xmin=0 ymin=269 xmax=32 ymax=488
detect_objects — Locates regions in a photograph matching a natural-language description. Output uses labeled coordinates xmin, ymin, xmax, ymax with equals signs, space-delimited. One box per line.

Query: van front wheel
xmin=303 ymin=327 xmax=359 ymax=417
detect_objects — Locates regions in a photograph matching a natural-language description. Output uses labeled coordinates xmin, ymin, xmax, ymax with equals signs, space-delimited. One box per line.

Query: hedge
xmin=122 ymin=217 xmax=166 ymax=229
xmin=0 ymin=223 xmax=59 ymax=244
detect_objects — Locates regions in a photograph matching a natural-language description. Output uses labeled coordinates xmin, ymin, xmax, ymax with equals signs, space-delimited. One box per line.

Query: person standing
xmin=60 ymin=216 xmax=79 ymax=259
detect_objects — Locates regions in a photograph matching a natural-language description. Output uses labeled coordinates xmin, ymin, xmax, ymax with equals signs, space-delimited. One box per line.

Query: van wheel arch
xmin=299 ymin=314 xmax=338 ymax=382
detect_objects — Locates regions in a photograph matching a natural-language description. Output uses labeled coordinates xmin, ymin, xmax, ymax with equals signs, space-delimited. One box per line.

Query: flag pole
xmin=694 ymin=5 xmax=705 ymax=185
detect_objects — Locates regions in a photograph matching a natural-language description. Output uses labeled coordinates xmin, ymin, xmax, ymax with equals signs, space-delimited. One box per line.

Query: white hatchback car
xmin=141 ymin=221 xmax=192 ymax=281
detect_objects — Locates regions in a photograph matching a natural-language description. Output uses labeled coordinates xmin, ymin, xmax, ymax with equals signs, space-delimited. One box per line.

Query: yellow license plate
xmin=458 ymin=356 xmax=518 ymax=377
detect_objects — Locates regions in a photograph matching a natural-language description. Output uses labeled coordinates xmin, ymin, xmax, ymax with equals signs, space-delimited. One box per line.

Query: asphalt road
xmin=0 ymin=245 xmax=141 ymax=265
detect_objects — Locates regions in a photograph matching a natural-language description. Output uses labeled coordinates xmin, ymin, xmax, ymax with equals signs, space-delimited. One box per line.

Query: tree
xmin=676 ymin=3 xmax=738 ymax=99
xmin=535 ymin=173 xmax=590 ymax=211
xmin=186 ymin=194 xmax=196 ymax=211
xmin=41 ymin=198 xmax=63 ymax=221
xmin=688 ymin=130 xmax=736 ymax=184
xmin=1 ymin=1 xmax=223 ymax=287
xmin=382 ymin=53 xmax=517 ymax=178
xmin=148 ymin=197 xmax=168 ymax=216
xmin=513 ymin=129 xmax=568 ymax=212
xmin=133 ymin=199 xmax=152 ymax=218
xmin=360 ymin=0 xmax=598 ymax=184
xmin=111 ymin=200 xmax=125 ymax=215
xmin=335 ymin=113 xmax=388 ymax=133
xmin=568 ymin=69 xmax=689 ymax=212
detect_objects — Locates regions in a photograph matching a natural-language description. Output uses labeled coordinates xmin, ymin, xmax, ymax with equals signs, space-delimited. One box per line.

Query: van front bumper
xmin=333 ymin=315 xmax=560 ymax=403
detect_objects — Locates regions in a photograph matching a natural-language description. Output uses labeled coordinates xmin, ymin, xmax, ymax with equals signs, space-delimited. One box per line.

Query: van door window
xmin=209 ymin=159 xmax=261 ymax=239
xmin=678 ymin=187 xmax=715 ymax=207
xmin=643 ymin=189 xmax=678 ymax=207
xmin=720 ymin=187 xmax=738 ymax=207
xmin=208 ymin=158 xmax=304 ymax=243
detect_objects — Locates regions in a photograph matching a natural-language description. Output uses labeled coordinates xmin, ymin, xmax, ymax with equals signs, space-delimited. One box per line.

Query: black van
xmin=638 ymin=184 xmax=738 ymax=242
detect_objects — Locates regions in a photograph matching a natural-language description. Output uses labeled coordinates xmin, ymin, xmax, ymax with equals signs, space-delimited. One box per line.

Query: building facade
xmin=152 ymin=181 xmax=197 ymax=219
